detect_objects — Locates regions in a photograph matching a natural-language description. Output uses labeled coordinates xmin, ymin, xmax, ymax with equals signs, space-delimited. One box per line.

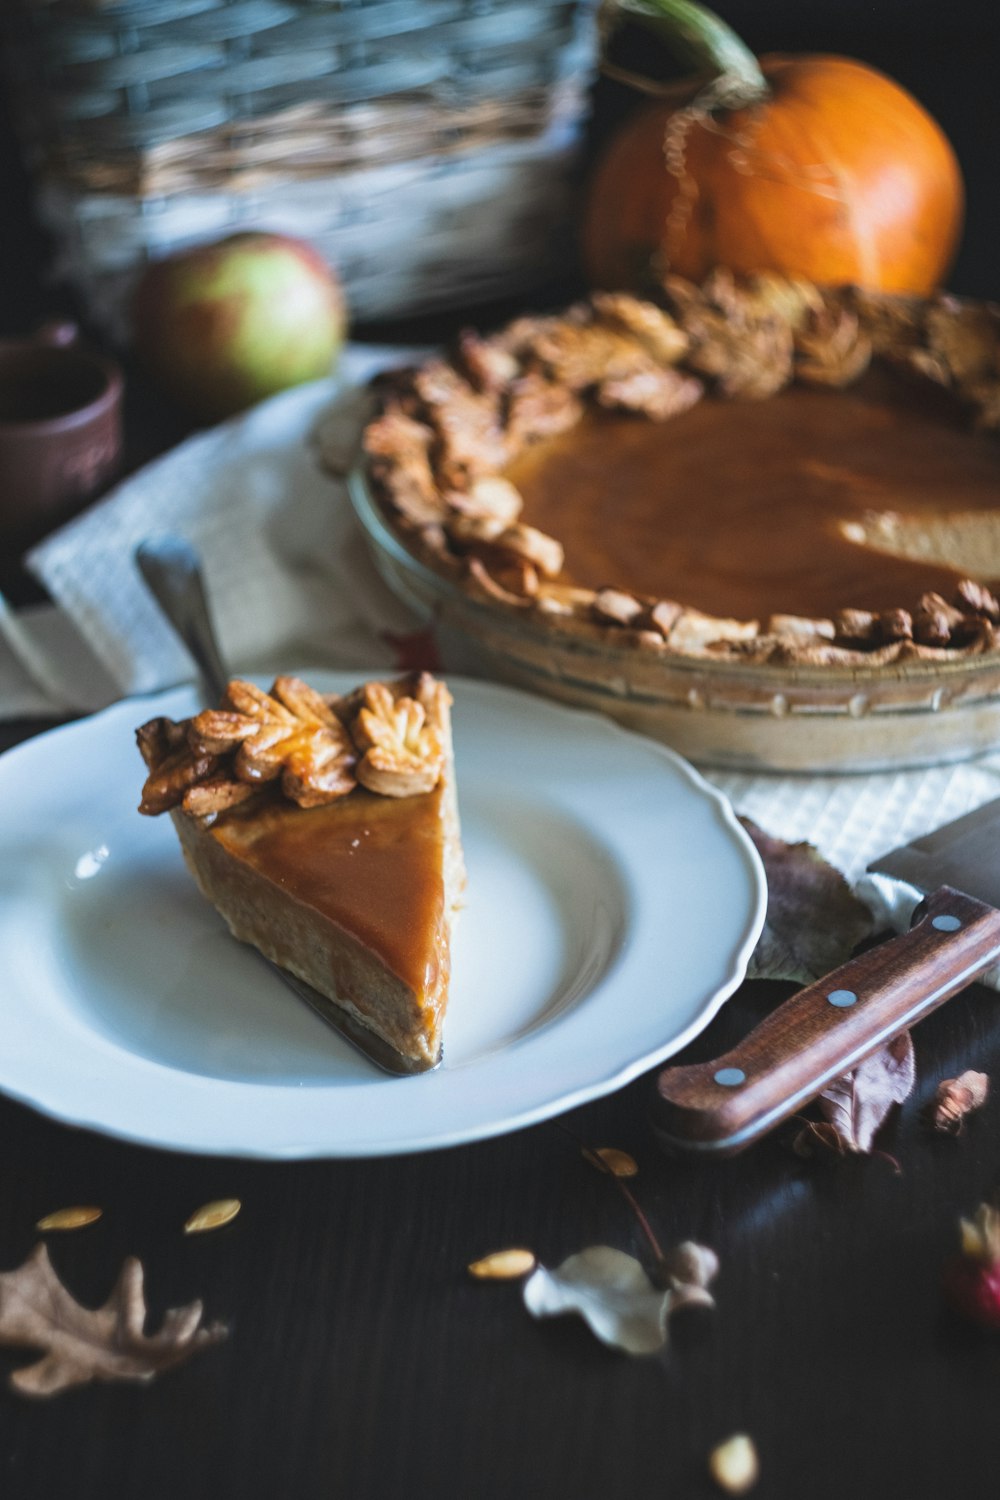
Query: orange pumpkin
xmin=583 ymin=0 xmax=964 ymax=297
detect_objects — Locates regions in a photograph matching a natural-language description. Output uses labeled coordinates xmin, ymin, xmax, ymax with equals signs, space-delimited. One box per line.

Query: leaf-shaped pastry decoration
xmin=0 ymin=1244 xmax=227 ymax=1397
xmin=739 ymin=818 xmax=874 ymax=984
xmin=817 ymin=1032 xmax=916 ymax=1153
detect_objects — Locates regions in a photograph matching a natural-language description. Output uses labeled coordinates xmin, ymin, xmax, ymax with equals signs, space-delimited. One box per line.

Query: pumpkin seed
xmin=184 ymin=1199 xmax=241 ymax=1235
xmin=709 ymin=1434 xmax=759 ymax=1494
xmin=587 ymin=1147 xmax=639 ymax=1178
xmin=467 ymin=1248 xmax=536 ymax=1280
xmin=35 ymin=1206 xmax=103 ymax=1232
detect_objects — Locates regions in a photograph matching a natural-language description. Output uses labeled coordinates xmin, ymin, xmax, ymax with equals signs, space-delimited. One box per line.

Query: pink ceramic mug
xmin=0 ymin=321 xmax=123 ymax=558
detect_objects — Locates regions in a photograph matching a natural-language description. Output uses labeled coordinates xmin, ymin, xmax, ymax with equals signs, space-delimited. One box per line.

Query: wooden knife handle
xmin=654 ymin=886 xmax=1000 ymax=1154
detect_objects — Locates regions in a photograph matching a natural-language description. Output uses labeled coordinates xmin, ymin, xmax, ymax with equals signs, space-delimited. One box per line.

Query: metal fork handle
xmin=135 ymin=536 xmax=229 ymax=704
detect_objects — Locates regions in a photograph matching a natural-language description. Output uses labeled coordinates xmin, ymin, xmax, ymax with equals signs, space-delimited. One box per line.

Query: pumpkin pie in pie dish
xmin=346 ymin=270 xmax=1000 ymax=772
xmin=136 ymin=671 xmax=464 ymax=1073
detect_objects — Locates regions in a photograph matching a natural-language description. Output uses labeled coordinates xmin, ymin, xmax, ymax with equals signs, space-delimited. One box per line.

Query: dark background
xmin=1 ymin=7 xmax=1000 ymax=1499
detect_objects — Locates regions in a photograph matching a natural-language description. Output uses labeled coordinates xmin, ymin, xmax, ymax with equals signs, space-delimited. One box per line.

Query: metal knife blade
xmin=654 ymin=798 xmax=1000 ymax=1155
xmin=868 ymin=796 xmax=1000 ymax=909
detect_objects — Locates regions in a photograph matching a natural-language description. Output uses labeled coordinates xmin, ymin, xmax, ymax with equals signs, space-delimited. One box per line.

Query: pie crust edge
xmin=351 ymin=270 xmax=1000 ymax=673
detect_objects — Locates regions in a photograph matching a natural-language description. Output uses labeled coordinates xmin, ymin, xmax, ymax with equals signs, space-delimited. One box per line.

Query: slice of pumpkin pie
xmin=136 ymin=671 xmax=464 ymax=1072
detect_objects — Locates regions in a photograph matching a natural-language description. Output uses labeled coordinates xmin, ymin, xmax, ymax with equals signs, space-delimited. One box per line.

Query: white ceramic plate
xmin=0 ymin=675 xmax=765 ymax=1158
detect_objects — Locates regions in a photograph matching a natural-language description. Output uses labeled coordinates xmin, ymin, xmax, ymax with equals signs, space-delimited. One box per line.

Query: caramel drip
xmin=505 ymin=374 xmax=1000 ymax=621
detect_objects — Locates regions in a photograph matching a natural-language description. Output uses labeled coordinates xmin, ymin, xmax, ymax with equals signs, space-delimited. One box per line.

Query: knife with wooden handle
xmin=654 ymin=798 xmax=1000 ymax=1154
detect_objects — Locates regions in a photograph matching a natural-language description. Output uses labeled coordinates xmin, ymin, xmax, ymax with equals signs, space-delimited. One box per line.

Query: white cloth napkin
xmin=3 ymin=343 xmax=1000 ymax=980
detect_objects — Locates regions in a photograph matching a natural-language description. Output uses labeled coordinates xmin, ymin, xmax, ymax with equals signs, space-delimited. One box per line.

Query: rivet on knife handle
xmin=654 ymin=887 xmax=1000 ymax=1155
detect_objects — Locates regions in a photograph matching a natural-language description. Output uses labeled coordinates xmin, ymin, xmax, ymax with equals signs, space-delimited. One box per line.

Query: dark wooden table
xmin=3 ymin=25 xmax=1000 ymax=1497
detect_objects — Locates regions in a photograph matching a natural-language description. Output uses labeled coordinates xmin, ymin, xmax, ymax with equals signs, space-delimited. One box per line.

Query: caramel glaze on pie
xmin=505 ymin=369 xmax=1000 ymax=625
xmin=202 ymin=784 xmax=449 ymax=1002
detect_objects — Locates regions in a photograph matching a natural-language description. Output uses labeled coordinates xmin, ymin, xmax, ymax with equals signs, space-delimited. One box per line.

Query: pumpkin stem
xmin=599 ymin=0 xmax=770 ymax=105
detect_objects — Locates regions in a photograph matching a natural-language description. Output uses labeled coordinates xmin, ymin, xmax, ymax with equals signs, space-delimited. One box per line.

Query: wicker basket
xmin=3 ymin=0 xmax=596 ymax=335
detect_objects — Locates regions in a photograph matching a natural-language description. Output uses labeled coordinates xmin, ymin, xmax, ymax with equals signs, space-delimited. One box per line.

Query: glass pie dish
xmin=348 ymin=465 xmax=1000 ymax=775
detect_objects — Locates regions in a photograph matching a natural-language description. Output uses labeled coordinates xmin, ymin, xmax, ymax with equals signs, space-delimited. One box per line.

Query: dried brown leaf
xmin=0 ymin=1244 xmax=226 ymax=1397
xmin=818 ymin=1032 xmax=916 ymax=1154
xmin=928 ymin=1070 xmax=989 ymax=1134
xmin=467 ymin=1248 xmax=536 ymax=1280
xmin=35 ymin=1207 xmax=103 ymax=1232
xmin=740 ymin=818 xmax=874 ymax=984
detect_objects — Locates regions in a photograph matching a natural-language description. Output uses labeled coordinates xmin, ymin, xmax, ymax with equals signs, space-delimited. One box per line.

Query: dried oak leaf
xmin=522 ymin=1242 xmax=716 ymax=1355
xmin=740 ymin=818 xmax=874 ymax=984
xmin=817 ymin=1032 xmax=916 ymax=1154
xmin=0 ymin=1244 xmax=226 ymax=1397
